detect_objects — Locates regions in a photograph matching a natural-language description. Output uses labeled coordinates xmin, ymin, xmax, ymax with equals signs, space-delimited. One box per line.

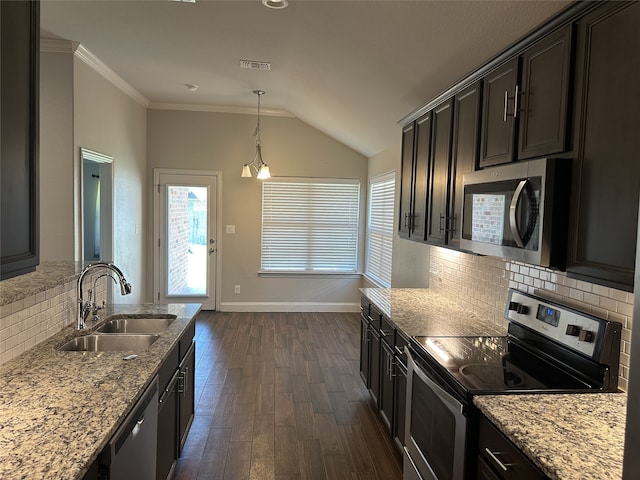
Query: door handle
xmin=209 ymin=248 xmax=215 ymax=254
xmin=509 ymin=179 xmax=528 ymax=248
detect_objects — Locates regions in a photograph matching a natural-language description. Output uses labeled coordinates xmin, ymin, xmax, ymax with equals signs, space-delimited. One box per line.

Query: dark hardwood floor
xmin=173 ymin=311 xmax=402 ymax=480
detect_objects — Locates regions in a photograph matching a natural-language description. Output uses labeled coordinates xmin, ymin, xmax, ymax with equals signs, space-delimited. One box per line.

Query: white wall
xmin=367 ymin=143 xmax=430 ymax=288
xmin=40 ymin=49 xmax=75 ymax=261
xmin=73 ymin=60 xmax=147 ymax=303
xmin=147 ymin=109 xmax=368 ymax=310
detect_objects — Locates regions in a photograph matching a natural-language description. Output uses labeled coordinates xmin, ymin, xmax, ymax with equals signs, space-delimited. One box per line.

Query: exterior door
xmin=154 ymin=169 xmax=219 ymax=310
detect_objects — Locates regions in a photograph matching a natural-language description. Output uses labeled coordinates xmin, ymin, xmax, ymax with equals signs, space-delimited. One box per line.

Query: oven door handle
xmin=406 ymin=347 xmax=464 ymax=414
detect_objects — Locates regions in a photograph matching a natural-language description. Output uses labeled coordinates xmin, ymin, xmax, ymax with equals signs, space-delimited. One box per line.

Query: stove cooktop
xmin=411 ymin=335 xmax=598 ymax=395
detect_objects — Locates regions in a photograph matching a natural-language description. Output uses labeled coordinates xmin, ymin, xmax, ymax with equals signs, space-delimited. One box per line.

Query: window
xmin=261 ymin=178 xmax=360 ymax=273
xmin=366 ymin=172 xmax=395 ymax=287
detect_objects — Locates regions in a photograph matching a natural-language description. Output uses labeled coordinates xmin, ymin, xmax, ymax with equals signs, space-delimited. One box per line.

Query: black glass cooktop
xmin=412 ymin=335 xmax=597 ymax=394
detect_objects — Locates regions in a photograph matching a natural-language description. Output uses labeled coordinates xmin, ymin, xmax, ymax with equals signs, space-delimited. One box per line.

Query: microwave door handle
xmin=509 ymin=179 xmax=528 ymax=248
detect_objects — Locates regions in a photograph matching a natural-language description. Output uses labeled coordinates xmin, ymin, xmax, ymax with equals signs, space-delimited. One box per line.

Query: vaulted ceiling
xmin=40 ymin=0 xmax=571 ymax=157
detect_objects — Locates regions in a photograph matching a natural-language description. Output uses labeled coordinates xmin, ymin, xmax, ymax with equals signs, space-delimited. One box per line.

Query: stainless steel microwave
xmin=460 ymin=158 xmax=571 ymax=269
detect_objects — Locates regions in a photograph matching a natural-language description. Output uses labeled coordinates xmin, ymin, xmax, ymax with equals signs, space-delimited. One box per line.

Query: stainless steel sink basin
xmin=58 ymin=334 xmax=159 ymax=352
xmin=95 ymin=315 xmax=177 ymax=334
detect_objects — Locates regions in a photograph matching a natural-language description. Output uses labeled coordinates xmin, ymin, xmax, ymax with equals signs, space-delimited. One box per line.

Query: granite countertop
xmin=0 ymin=261 xmax=85 ymax=307
xmin=359 ymin=287 xmax=507 ymax=337
xmin=475 ymin=394 xmax=626 ymax=480
xmin=0 ymin=302 xmax=201 ymax=480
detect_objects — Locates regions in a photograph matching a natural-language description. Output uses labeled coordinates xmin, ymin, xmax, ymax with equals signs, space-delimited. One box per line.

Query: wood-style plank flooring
xmin=173 ymin=311 xmax=402 ymax=480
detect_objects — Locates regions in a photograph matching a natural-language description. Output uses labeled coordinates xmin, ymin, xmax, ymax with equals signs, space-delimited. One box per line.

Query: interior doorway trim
xmin=153 ymin=168 xmax=223 ymax=311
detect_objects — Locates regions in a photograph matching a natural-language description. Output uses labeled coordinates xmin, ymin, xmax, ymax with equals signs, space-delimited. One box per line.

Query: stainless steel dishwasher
xmin=100 ymin=376 xmax=159 ymax=480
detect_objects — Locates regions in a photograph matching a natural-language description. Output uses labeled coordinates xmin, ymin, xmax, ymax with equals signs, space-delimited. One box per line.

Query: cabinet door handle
xmin=503 ymin=90 xmax=509 ymax=122
xmin=485 ymin=448 xmax=510 ymax=472
xmin=513 ymin=84 xmax=520 ymax=118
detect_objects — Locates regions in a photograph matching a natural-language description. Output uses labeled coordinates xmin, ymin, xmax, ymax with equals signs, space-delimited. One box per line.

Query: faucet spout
xmin=77 ymin=262 xmax=132 ymax=329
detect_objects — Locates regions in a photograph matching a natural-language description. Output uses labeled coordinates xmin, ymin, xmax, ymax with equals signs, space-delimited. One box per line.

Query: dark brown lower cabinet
xmin=378 ymin=340 xmax=394 ymax=432
xmin=178 ymin=342 xmax=196 ymax=453
xmin=156 ymin=329 xmax=195 ymax=480
xmin=157 ymin=369 xmax=179 ymax=480
xmin=477 ymin=415 xmax=547 ymax=480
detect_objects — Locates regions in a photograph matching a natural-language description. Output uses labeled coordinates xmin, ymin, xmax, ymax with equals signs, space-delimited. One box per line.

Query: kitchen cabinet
xmin=178 ymin=341 xmax=195 ymax=453
xmin=368 ymin=308 xmax=382 ymax=406
xmin=156 ymin=322 xmax=196 ymax=480
xmin=392 ymin=333 xmax=408 ymax=452
xmin=0 ymin=0 xmax=40 ymax=280
xmin=479 ymin=25 xmax=573 ymax=167
xmin=359 ymin=306 xmax=371 ymax=386
xmin=426 ymin=99 xmax=454 ymax=245
xmin=566 ymin=1 xmax=640 ymax=292
xmin=477 ymin=415 xmax=547 ymax=480
xmin=479 ymin=58 xmax=518 ymax=167
xmin=448 ymin=81 xmax=482 ymax=249
xmin=359 ymin=297 xmax=408 ymax=455
xmin=378 ymin=316 xmax=395 ymax=432
xmin=398 ymin=113 xmax=431 ymax=241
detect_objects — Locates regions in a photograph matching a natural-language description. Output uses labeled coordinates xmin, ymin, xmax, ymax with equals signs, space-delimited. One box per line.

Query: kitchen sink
xmin=95 ymin=315 xmax=177 ymax=334
xmin=58 ymin=334 xmax=159 ymax=352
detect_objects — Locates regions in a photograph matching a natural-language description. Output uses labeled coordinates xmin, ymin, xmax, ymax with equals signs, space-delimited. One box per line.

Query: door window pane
xmin=167 ymin=185 xmax=208 ymax=296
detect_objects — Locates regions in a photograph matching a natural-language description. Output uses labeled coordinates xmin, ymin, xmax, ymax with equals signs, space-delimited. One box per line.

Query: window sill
xmin=258 ymin=271 xmax=363 ymax=279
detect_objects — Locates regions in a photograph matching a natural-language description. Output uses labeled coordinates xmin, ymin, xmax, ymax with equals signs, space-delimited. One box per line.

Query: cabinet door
xmin=449 ymin=81 xmax=481 ymax=249
xmin=476 ymin=456 xmax=502 ymax=480
xmin=567 ymin=1 xmax=640 ymax=291
xmin=0 ymin=1 xmax=40 ymax=280
xmin=359 ymin=314 xmax=371 ymax=386
xmin=157 ymin=371 xmax=179 ymax=480
xmin=378 ymin=340 xmax=394 ymax=433
xmin=392 ymin=361 xmax=407 ymax=453
xmin=479 ymin=58 xmax=518 ymax=167
xmin=398 ymin=123 xmax=415 ymax=238
xmin=178 ymin=341 xmax=195 ymax=453
xmin=426 ymin=99 xmax=454 ymax=245
xmin=518 ymin=25 xmax=573 ymax=159
xmin=411 ymin=112 xmax=432 ymax=241
xmin=369 ymin=329 xmax=381 ymax=405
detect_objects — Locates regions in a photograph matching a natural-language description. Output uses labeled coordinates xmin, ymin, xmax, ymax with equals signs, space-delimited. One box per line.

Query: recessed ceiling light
xmin=185 ymin=83 xmax=198 ymax=92
xmin=262 ymin=0 xmax=288 ymax=10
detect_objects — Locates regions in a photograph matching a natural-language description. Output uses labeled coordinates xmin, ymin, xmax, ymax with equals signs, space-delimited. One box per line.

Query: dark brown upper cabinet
xmin=398 ymin=123 xmax=415 ymax=239
xmin=398 ymin=113 xmax=431 ymax=241
xmin=1 ymin=0 xmax=40 ymax=280
xmin=566 ymin=1 xmax=640 ymax=292
xmin=479 ymin=25 xmax=573 ymax=167
xmin=479 ymin=58 xmax=518 ymax=167
xmin=426 ymin=99 xmax=454 ymax=245
xmin=448 ymin=81 xmax=482 ymax=250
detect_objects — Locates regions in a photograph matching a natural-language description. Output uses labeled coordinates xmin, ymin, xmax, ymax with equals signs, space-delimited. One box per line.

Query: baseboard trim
xmin=219 ymin=302 xmax=360 ymax=313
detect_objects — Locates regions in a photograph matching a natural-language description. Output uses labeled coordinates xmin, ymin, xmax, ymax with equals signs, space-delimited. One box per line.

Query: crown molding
xmin=40 ymin=38 xmax=79 ymax=53
xmin=73 ymin=44 xmax=150 ymax=108
xmin=148 ymin=102 xmax=295 ymax=118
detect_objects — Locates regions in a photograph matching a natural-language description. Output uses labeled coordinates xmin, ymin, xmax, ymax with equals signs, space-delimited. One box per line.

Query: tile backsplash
xmin=429 ymin=246 xmax=634 ymax=392
xmin=0 ymin=273 xmax=107 ymax=365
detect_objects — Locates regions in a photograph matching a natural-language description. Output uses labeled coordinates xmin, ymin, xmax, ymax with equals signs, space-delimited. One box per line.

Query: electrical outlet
xmin=234 ymin=285 xmax=241 ymax=294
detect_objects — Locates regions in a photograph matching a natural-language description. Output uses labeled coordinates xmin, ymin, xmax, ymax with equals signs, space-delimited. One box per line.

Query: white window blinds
xmin=261 ymin=179 xmax=360 ymax=272
xmin=366 ymin=172 xmax=395 ymax=287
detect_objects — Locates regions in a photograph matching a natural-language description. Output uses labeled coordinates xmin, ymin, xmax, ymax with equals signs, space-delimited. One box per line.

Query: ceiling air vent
xmin=240 ymin=60 xmax=271 ymax=71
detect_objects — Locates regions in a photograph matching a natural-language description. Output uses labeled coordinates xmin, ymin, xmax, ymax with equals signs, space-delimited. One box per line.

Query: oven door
xmin=404 ymin=347 xmax=467 ymax=480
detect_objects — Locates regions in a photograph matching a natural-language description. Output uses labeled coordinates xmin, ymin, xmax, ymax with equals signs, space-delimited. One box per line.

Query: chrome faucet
xmin=77 ymin=262 xmax=132 ymax=329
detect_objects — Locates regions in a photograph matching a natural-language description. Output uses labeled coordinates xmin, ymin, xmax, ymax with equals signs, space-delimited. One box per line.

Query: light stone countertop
xmin=474 ymin=394 xmax=626 ymax=480
xmin=359 ymin=287 xmax=507 ymax=337
xmin=0 ymin=302 xmax=201 ymax=480
xmin=0 ymin=261 xmax=84 ymax=307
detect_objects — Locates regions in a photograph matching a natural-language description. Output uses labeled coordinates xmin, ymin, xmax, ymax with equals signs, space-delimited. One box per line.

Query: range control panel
xmin=504 ymin=289 xmax=620 ymax=361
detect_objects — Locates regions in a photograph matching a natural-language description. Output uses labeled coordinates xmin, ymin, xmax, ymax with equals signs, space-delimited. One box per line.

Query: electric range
xmin=403 ymin=288 xmax=622 ymax=480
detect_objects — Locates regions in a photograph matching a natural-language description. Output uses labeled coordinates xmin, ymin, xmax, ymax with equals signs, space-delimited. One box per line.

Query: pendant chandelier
xmin=241 ymin=89 xmax=271 ymax=179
